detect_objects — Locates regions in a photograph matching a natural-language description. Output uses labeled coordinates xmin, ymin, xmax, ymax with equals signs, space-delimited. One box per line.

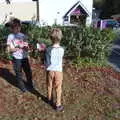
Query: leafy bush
xmin=61 ymin=26 xmax=115 ymax=60
xmin=0 ymin=26 xmax=10 ymax=59
xmin=0 ymin=24 xmax=116 ymax=65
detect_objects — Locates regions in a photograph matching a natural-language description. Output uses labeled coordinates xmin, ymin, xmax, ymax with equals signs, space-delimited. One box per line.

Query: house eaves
xmin=63 ymin=1 xmax=90 ymax=18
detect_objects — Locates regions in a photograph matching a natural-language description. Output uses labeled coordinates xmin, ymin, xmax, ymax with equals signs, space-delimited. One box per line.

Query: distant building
xmin=0 ymin=1 xmax=36 ymax=24
xmin=63 ymin=0 xmax=93 ymax=26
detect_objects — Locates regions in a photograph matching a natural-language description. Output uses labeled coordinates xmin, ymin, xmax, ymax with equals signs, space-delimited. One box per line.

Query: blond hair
xmin=50 ymin=28 xmax=62 ymax=43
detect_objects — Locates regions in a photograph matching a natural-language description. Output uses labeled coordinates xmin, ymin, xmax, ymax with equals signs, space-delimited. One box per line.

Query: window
xmin=70 ymin=15 xmax=86 ymax=24
xmin=64 ymin=16 xmax=68 ymax=21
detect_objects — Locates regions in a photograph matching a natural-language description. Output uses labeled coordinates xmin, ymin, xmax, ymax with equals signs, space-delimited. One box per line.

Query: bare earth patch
xmin=0 ymin=61 xmax=120 ymax=120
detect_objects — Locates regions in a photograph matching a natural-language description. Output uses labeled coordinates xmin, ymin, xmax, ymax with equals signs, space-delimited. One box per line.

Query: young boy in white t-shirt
xmin=44 ymin=28 xmax=64 ymax=111
xmin=7 ymin=18 xmax=34 ymax=92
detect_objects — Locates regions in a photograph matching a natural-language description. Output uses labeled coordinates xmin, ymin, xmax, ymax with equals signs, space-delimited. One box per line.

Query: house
xmin=0 ymin=0 xmax=36 ymax=24
xmin=63 ymin=0 xmax=93 ymax=26
xmin=0 ymin=0 xmax=93 ymax=26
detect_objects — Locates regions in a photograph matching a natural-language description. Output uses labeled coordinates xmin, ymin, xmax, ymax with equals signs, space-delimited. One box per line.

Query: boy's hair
xmin=50 ymin=28 xmax=62 ymax=43
xmin=10 ymin=18 xmax=21 ymax=28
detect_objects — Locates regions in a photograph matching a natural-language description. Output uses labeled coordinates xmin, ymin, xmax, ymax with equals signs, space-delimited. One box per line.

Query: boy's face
xmin=11 ymin=24 xmax=21 ymax=33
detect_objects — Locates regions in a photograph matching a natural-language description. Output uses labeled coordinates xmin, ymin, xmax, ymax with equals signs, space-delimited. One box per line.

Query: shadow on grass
xmin=0 ymin=68 xmax=52 ymax=107
xmin=0 ymin=67 xmax=17 ymax=87
xmin=30 ymin=90 xmax=47 ymax=101
xmin=31 ymin=90 xmax=54 ymax=108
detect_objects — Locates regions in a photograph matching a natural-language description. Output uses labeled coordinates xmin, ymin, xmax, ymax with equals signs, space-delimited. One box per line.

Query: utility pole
xmin=36 ymin=0 xmax=39 ymax=22
xmin=32 ymin=0 xmax=39 ymax=22
xmin=6 ymin=0 xmax=10 ymax=4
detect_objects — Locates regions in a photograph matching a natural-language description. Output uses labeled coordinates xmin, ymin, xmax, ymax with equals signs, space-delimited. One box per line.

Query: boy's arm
xmin=44 ymin=50 xmax=48 ymax=67
xmin=44 ymin=48 xmax=51 ymax=68
xmin=7 ymin=45 xmax=20 ymax=53
xmin=62 ymin=48 xmax=65 ymax=67
xmin=7 ymin=35 xmax=20 ymax=53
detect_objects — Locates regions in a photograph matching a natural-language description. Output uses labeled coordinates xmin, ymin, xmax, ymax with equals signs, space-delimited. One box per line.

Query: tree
xmin=100 ymin=0 xmax=120 ymax=19
xmin=93 ymin=0 xmax=105 ymax=9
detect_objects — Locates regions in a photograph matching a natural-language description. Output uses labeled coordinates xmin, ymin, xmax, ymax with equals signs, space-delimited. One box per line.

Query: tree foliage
xmin=100 ymin=0 xmax=120 ymax=18
xmin=94 ymin=0 xmax=120 ymax=18
xmin=93 ymin=0 xmax=105 ymax=9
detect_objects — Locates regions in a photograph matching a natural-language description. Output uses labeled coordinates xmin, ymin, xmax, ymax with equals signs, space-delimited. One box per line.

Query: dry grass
xmin=0 ymin=62 xmax=120 ymax=120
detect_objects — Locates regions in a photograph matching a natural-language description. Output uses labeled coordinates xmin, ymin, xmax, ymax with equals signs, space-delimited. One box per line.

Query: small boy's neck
xmin=52 ymin=43 xmax=60 ymax=47
xmin=13 ymin=32 xmax=20 ymax=34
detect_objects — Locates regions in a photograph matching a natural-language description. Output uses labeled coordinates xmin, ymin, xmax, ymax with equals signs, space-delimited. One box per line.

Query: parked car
xmin=93 ymin=19 xmax=119 ymax=30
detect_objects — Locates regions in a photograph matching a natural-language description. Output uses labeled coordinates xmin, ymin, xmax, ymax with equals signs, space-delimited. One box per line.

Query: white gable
xmin=81 ymin=0 xmax=93 ymax=25
xmin=0 ymin=0 xmax=93 ymax=25
xmin=81 ymin=0 xmax=93 ymax=15
xmin=40 ymin=0 xmax=93 ymax=26
xmin=40 ymin=0 xmax=79 ymax=25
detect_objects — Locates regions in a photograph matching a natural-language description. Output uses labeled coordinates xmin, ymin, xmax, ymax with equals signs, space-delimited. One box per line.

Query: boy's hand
xmin=22 ymin=46 xmax=29 ymax=51
xmin=40 ymin=64 xmax=46 ymax=69
xmin=20 ymin=42 xmax=29 ymax=51
xmin=11 ymin=47 xmax=20 ymax=52
xmin=16 ymin=48 xmax=20 ymax=51
xmin=37 ymin=43 xmax=46 ymax=51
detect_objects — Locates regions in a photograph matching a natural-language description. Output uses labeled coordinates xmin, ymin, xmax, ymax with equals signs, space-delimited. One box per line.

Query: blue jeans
xmin=12 ymin=58 xmax=33 ymax=90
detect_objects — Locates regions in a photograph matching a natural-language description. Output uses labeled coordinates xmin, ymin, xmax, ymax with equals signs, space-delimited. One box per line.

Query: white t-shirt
xmin=45 ymin=44 xmax=64 ymax=72
xmin=7 ymin=33 xmax=28 ymax=59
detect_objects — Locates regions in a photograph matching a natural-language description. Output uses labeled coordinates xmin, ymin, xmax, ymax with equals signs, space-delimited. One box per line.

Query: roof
xmin=63 ymin=1 xmax=90 ymax=18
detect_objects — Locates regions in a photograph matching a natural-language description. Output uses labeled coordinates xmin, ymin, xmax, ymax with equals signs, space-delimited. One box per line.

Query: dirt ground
xmin=0 ymin=60 xmax=120 ymax=120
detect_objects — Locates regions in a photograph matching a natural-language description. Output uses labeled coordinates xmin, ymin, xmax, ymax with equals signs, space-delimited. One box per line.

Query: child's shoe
xmin=19 ymin=87 xmax=28 ymax=92
xmin=55 ymin=105 xmax=64 ymax=112
xmin=47 ymin=100 xmax=53 ymax=105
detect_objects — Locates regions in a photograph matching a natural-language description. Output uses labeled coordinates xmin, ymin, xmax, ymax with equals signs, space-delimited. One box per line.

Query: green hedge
xmin=27 ymin=25 xmax=115 ymax=61
xmin=0 ymin=25 xmax=116 ymax=63
xmin=61 ymin=26 xmax=115 ymax=60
